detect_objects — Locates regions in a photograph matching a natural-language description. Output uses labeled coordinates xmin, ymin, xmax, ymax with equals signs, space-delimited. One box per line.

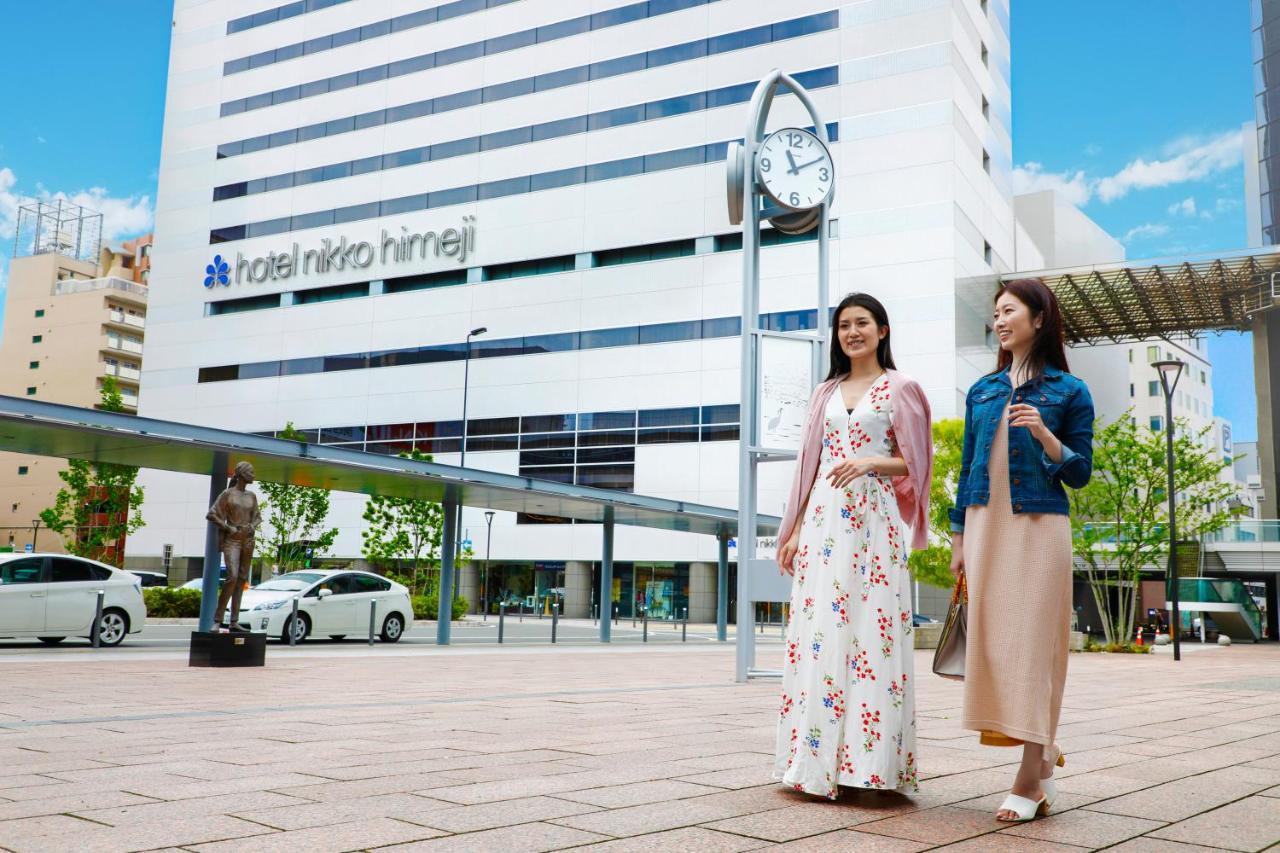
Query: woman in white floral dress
xmin=773 ymin=293 xmax=934 ymax=800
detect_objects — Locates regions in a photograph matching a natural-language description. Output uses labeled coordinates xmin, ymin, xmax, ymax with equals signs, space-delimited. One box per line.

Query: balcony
xmin=103 ymin=362 xmax=141 ymax=384
xmin=106 ymin=309 xmax=146 ymax=332
xmin=102 ymin=335 xmax=144 ymax=356
xmin=54 ymin=276 xmax=147 ymax=306
xmin=119 ymin=389 xmax=139 ymax=410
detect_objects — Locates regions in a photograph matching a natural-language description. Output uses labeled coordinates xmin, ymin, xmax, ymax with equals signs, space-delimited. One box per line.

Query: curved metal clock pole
xmin=734 ymin=70 xmax=832 ymax=682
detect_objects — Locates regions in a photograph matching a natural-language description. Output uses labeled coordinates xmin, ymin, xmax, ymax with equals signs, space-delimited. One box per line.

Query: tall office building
xmin=1252 ymin=0 xmax=1280 ymax=516
xmin=0 ymin=201 xmax=150 ymax=556
xmin=133 ymin=0 xmax=1013 ymax=615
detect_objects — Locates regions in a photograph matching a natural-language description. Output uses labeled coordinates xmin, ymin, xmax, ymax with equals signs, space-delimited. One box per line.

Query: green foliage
xmin=257 ymin=423 xmax=339 ymax=575
xmin=907 ymin=418 xmax=964 ymax=589
xmin=1082 ymin=639 xmax=1153 ymax=654
xmin=40 ymin=377 xmax=144 ymax=566
xmin=1071 ymin=413 xmax=1244 ymax=645
xmin=143 ymin=587 xmax=202 ymax=618
xmin=361 ymin=450 xmax=444 ymax=595
xmin=411 ymin=593 xmax=469 ymax=621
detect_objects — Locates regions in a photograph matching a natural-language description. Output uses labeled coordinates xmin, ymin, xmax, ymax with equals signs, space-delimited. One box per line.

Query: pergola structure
xmin=1009 ymin=245 xmax=1280 ymax=344
xmin=0 ymin=396 xmax=779 ymax=644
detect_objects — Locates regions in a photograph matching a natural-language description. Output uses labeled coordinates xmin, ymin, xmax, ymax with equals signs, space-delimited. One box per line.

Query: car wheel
xmin=37 ymin=637 xmax=66 ymax=645
xmin=328 ymin=635 xmax=346 ymax=641
xmin=380 ymin=613 xmax=404 ymax=643
xmin=281 ymin=613 xmax=310 ymax=644
xmin=95 ymin=609 xmax=128 ymax=647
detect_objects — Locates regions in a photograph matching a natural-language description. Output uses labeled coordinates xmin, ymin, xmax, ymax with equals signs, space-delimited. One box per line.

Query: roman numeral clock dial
xmin=756 ymin=128 xmax=834 ymax=211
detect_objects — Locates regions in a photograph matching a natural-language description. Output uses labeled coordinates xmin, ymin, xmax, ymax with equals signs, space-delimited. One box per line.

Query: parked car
xmin=233 ymin=570 xmax=413 ymax=643
xmin=128 ymin=570 xmax=169 ymax=588
xmin=912 ymin=613 xmax=940 ymax=626
xmin=179 ymin=568 xmax=228 ymax=591
xmin=0 ymin=553 xmax=146 ymax=647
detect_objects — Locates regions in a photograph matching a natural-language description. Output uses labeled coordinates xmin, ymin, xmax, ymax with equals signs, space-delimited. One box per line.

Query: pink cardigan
xmin=777 ymin=369 xmax=934 ymax=552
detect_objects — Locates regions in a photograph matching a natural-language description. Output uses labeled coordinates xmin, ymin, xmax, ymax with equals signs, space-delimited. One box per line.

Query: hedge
xmin=143 ymin=587 xmax=202 ymax=618
xmin=412 ymin=594 xmax=469 ymax=621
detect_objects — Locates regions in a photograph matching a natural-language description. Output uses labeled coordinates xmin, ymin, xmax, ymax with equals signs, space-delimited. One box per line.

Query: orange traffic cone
xmin=1135 ymin=625 xmax=1144 ymax=647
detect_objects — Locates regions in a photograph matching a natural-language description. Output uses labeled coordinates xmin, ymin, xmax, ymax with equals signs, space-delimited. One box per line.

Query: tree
xmin=907 ymin=418 xmax=964 ymax=589
xmin=1070 ymin=414 xmax=1243 ymax=645
xmin=361 ymin=449 xmax=445 ymax=595
xmin=257 ymin=423 xmax=339 ymax=576
xmin=40 ymin=377 xmax=144 ymax=566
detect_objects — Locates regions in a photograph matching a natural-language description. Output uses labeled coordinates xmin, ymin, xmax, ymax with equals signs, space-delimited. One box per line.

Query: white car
xmin=233 ymin=570 xmax=413 ymax=643
xmin=0 ymin=553 xmax=146 ymax=647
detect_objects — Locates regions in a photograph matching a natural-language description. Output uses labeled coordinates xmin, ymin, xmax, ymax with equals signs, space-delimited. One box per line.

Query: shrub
xmin=412 ymin=593 xmax=469 ymax=621
xmin=143 ymin=587 xmax=202 ymax=618
xmin=1082 ymin=639 xmax=1152 ymax=654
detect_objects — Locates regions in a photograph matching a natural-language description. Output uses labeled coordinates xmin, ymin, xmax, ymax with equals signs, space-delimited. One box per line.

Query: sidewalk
xmin=0 ymin=642 xmax=1277 ymax=851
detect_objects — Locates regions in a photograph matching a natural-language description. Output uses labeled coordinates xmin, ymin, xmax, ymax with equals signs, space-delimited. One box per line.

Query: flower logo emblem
xmin=204 ymin=255 xmax=230 ymax=288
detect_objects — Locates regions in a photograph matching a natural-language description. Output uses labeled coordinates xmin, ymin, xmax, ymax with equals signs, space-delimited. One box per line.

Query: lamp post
xmin=454 ymin=326 xmax=487 ymax=601
xmin=483 ymin=510 xmax=495 ymax=621
xmin=30 ymin=519 xmax=40 ymax=552
xmin=1153 ymin=358 xmax=1185 ymax=662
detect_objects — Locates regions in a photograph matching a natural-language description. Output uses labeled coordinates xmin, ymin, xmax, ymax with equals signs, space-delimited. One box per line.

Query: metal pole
xmin=643 ymin=606 xmax=648 ymax=643
xmin=368 ymin=599 xmax=377 ymax=646
xmin=483 ymin=511 xmax=494 ymax=621
xmin=198 ymin=453 xmax=229 ymax=633
xmin=551 ymin=599 xmax=558 ymax=644
xmin=717 ymin=529 xmax=729 ymax=642
xmin=1166 ymin=390 xmax=1181 ymax=662
xmin=454 ymin=332 xmax=476 ymax=602
xmin=91 ymin=589 xmax=104 ymax=648
xmin=289 ymin=597 xmax=299 ymax=646
xmin=682 ymin=607 xmax=687 ymax=642
xmin=438 ymin=490 xmax=458 ymax=645
xmin=498 ymin=602 xmax=505 ymax=644
xmin=600 ymin=506 xmax=613 ymax=643
xmin=30 ymin=520 xmax=38 ymax=552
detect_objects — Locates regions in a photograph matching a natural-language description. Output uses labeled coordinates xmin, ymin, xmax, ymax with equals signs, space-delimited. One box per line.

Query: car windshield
xmin=255 ymin=572 xmax=325 ymax=591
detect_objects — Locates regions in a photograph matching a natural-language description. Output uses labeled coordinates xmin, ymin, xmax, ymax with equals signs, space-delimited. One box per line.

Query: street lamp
xmin=30 ymin=519 xmax=40 ymax=552
xmin=483 ymin=510 xmax=495 ymax=621
xmin=454 ymin=326 xmax=487 ymax=601
xmin=1153 ymin=358 xmax=1185 ymax=662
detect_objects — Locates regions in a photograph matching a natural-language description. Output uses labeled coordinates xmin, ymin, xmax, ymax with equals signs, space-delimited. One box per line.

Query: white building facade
xmin=134 ymin=0 xmax=1013 ymax=618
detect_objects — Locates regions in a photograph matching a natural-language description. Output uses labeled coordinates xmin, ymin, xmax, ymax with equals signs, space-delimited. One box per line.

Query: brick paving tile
xmin=553 ymin=779 xmax=725 ymax=808
xmin=552 ymin=797 xmax=747 ymax=837
xmin=231 ymin=793 xmax=455 ymax=831
xmin=188 ymin=816 xmax=446 ymax=853
xmin=930 ymin=833 xmax=1090 ymax=852
xmin=0 ymin=791 xmax=154 ymax=822
xmin=1052 ymin=771 xmax=1158 ymax=799
xmin=415 ymin=795 xmax=602 ymax=833
xmin=855 ymin=805 xmax=1005 ymax=845
xmin=704 ymin=802 xmax=889 ymax=841
xmin=1103 ymin=838 xmax=1228 ymax=852
xmin=4 ymin=814 xmax=271 ymax=853
xmin=566 ymin=826 xmax=768 ymax=852
xmin=675 ymin=765 xmax=778 ymax=790
xmin=1085 ymin=766 xmax=1277 ymax=822
xmin=377 ymin=821 xmax=610 ymax=852
xmin=1000 ymin=807 xmax=1166 ymax=847
xmin=768 ymin=829 xmax=932 ymax=851
xmin=71 ymin=790 xmax=309 ymax=827
xmin=1146 ymin=795 xmax=1280 ymax=852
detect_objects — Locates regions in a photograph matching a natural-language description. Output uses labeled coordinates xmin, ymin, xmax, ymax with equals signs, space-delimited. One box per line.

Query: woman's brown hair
xmin=993 ymin=278 xmax=1070 ymax=384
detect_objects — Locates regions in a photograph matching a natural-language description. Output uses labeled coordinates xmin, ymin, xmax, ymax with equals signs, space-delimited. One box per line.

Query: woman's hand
xmin=824 ymin=458 xmax=879 ymax=490
xmin=777 ymin=533 xmax=800 ymax=575
xmin=1008 ymin=404 xmax=1049 ymax=441
xmin=949 ymin=533 xmax=965 ymax=580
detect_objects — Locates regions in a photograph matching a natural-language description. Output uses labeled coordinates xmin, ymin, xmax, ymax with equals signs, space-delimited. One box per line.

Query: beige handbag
xmin=931 ymin=572 xmax=967 ymax=681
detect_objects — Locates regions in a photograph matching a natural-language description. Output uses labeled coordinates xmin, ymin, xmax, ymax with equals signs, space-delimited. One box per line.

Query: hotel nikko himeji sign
xmin=203 ymin=216 xmax=478 ymax=288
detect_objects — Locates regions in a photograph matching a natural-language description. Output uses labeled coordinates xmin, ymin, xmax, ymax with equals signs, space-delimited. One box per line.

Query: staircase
xmin=1169 ymin=577 xmax=1265 ymax=642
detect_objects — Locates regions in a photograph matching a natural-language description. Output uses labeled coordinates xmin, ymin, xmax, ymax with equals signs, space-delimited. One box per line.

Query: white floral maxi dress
xmin=773 ymin=374 xmax=918 ymax=798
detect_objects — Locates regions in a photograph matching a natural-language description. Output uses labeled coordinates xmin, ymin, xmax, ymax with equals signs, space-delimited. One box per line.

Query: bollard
xmin=682 ymin=607 xmax=687 ymax=642
xmin=551 ymin=602 xmax=559 ymax=644
xmin=519 ymin=603 xmax=524 ymax=623
xmin=92 ymin=589 xmax=105 ymax=648
xmin=498 ymin=603 xmax=506 ymax=644
xmin=368 ymin=599 xmax=377 ymax=646
xmin=642 ymin=607 xmax=648 ymax=643
xmin=289 ymin=597 xmax=299 ymax=646
xmin=613 ymin=603 xmax=618 ymax=626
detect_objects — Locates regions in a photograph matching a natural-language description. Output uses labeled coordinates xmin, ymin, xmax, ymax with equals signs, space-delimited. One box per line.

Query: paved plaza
xmin=1 ymin=638 xmax=1278 ymax=852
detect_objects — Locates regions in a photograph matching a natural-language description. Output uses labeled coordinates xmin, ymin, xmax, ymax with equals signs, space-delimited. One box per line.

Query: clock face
xmin=756 ymin=128 xmax=834 ymax=211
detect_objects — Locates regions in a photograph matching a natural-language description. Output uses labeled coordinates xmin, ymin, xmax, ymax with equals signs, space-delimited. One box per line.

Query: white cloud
xmin=1199 ymin=197 xmax=1240 ymax=220
xmin=0 ymin=165 xmax=153 ymax=246
xmin=1083 ymin=143 xmax=1102 ymax=157
xmin=1095 ymin=130 xmax=1242 ymax=203
xmin=1167 ymin=197 xmax=1197 ymax=217
xmin=1011 ymin=161 xmax=1092 ymax=206
xmin=1122 ymin=223 xmax=1171 ymax=242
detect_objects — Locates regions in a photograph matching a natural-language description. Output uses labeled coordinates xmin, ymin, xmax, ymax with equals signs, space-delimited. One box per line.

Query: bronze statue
xmin=205 ymin=461 xmax=262 ymax=632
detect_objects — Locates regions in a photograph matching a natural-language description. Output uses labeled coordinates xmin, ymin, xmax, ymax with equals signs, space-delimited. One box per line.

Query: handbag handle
xmin=950 ymin=571 xmax=967 ymax=606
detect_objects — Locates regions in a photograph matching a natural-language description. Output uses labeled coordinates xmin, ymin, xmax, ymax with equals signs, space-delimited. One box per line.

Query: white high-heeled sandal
xmin=996 ymin=791 xmax=1048 ymax=823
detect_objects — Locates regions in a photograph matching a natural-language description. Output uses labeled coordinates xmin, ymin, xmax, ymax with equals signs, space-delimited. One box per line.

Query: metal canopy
xmin=0 ymin=396 xmax=777 ymax=539
xmin=1008 ymin=245 xmax=1280 ymax=344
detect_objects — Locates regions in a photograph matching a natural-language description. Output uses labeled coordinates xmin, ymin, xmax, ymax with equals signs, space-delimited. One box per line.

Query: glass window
xmin=708 ymin=81 xmax=755 ymax=108
xmin=638 ymin=426 xmax=700 ymax=444
xmin=437 ymin=41 xmax=485 ymax=66
xmin=523 ymin=332 xmax=579 ymax=354
xmin=381 ymin=193 xmax=431 ymax=216
xmin=480 ymin=126 xmax=532 ymax=150
xmin=1150 ymin=416 xmax=1164 ymax=432
xmin=578 ymin=447 xmax=635 ymax=464
xmin=590 ymin=53 xmax=647 ymax=80
xmin=639 ymin=407 xmax=699 ymax=427
xmin=591 ymin=3 xmax=646 ymax=29
xmin=709 ymin=25 xmax=770 ymax=55
xmin=351 ymin=155 xmax=384 ymax=175
xmin=645 ymin=147 xmax=704 ymax=172
xmin=429 ymin=185 xmax=478 ymax=208
xmin=773 ymin=11 xmax=839 ymax=40
xmin=580 ymin=327 xmax=639 ymax=349
xmin=702 ymin=404 xmax=739 ymax=424
xmin=520 ymin=449 xmax=575 ymax=466
xmin=334 ymin=201 xmax=381 ymax=224
xmin=0 ymin=558 xmax=44 ymax=585
xmin=360 ymin=19 xmax=391 ymax=39
xmin=580 ymin=411 xmax=636 ymax=431
xmin=588 ymin=105 xmax=645 ymax=131
xmin=393 ymin=9 xmax=436 ymax=31
xmin=291 ymin=210 xmax=335 ymax=231
xmin=239 ymin=361 xmax=281 ymax=379
xmin=647 ymin=92 xmax=706 ymax=119
xmin=247 ymin=218 xmax=291 ymax=238
xmin=434 ymin=88 xmax=483 ymax=112
xmin=701 ymin=424 xmax=740 ymax=442
xmin=1149 ymin=381 xmax=1160 ymax=397
xmin=531 ymin=166 xmax=585 ymax=192
xmin=353 ymin=574 xmax=391 ymax=592
xmin=535 ymin=65 xmax=589 ymax=91
xmin=523 ymin=414 xmax=575 ymax=433
xmin=264 ymin=173 xmax=294 ymax=192
xmin=650 ymin=0 xmax=705 ymax=13
xmin=647 ymin=39 xmax=707 ymax=68
xmin=439 ymin=0 xmax=486 ymax=19
xmin=531 ymin=115 xmax=588 ymax=141
xmin=578 ymin=429 xmax=634 ymax=447
xmin=576 ymin=465 xmax=634 ymax=491
xmin=487 ymin=28 xmax=537 ymax=54
xmin=216 ymin=141 xmax=243 ymax=159
xmin=520 ymin=465 xmax=574 ymax=484
xmin=587 ymin=156 xmax=644 ymax=182
xmin=331 ymin=27 xmax=361 ymax=48
xmin=198 ymin=365 xmax=239 ymax=383
xmin=701 ymin=316 xmax=740 ymax=337
xmin=358 ymin=65 xmax=389 ymax=85
xmin=483 ymin=78 xmax=535 ymax=103
xmin=50 ymin=558 xmax=96 ymax=583
xmin=538 ymin=16 xmax=590 ymax=41
xmin=354 ymin=110 xmax=385 ymax=130
xmin=639 ymin=321 xmax=701 ymax=344
xmin=387 ymin=99 xmax=434 ymax=123
xmin=520 ymin=433 xmax=576 ymax=449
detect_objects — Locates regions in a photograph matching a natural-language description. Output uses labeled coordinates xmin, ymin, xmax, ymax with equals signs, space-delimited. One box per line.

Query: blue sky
xmin=0 ymin=1 xmax=1261 ymax=435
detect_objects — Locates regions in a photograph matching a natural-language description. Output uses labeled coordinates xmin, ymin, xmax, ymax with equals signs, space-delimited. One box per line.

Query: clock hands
xmin=784 ymin=149 xmax=799 ymax=175
xmin=793 ymin=155 xmax=827 ymax=173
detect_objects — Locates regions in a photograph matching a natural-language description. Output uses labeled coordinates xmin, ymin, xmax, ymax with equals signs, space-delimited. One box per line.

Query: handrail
xmin=1172 ymin=577 xmax=1263 ymax=637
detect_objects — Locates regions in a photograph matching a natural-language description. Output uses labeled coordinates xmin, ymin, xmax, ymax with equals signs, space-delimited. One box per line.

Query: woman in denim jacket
xmin=948 ymin=278 xmax=1094 ymax=823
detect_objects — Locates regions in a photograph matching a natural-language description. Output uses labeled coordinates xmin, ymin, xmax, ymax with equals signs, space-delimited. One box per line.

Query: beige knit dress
xmin=961 ymin=403 xmax=1073 ymax=747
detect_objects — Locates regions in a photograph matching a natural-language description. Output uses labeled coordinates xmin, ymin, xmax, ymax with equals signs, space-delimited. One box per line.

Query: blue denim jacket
xmin=949 ymin=365 xmax=1094 ymax=533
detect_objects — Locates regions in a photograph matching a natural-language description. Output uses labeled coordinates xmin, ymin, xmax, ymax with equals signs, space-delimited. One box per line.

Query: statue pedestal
xmin=189 ymin=630 xmax=266 ymax=667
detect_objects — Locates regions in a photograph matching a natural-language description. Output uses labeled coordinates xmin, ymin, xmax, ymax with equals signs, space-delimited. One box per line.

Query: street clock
xmin=756 ymin=127 xmax=834 ymax=212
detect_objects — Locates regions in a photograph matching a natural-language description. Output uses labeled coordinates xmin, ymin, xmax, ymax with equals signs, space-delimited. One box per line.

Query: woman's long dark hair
xmin=826 ymin=292 xmax=896 ymax=380
xmin=993 ymin=278 xmax=1070 ymax=384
